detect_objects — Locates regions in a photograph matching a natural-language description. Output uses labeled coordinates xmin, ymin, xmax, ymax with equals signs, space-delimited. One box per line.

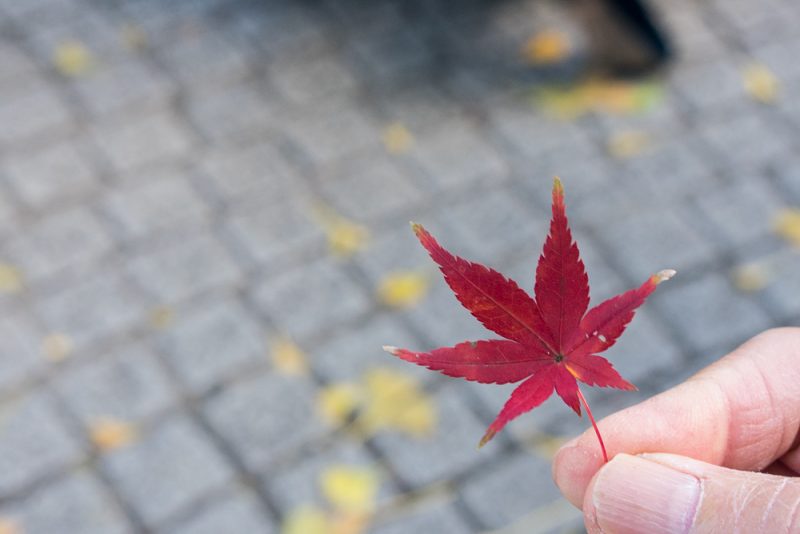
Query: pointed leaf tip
xmin=382 ymin=345 xmax=399 ymax=355
xmin=654 ymin=269 xmax=676 ymax=284
xmin=552 ymin=176 xmax=563 ymax=194
xmin=478 ymin=428 xmax=496 ymax=448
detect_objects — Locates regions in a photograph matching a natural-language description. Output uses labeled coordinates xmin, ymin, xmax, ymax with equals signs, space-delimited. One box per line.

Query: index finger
xmin=552 ymin=327 xmax=800 ymax=508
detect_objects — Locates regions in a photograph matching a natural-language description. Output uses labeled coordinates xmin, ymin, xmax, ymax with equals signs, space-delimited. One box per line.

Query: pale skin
xmin=552 ymin=327 xmax=800 ymax=533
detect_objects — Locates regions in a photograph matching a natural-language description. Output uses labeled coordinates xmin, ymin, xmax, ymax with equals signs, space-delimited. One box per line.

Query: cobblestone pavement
xmin=0 ymin=0 xmax=799 ymax=533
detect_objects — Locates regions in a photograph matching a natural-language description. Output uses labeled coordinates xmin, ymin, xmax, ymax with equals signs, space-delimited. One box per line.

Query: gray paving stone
xmin=37 ymin=269 xmax=149 ymax=348
xmin=372 ymin=384 xmax=497 ymax=488
xmin=184 ymin=83 xmax=275 ymax=144
xmin=405 ymin=281 xmax=490 ymax=348
xmin=747 ymin=249 xmax=800 ymax=321
xmin=0 ymin=187 xmax=18 ymax=239
xmin=26 ymin=8 xmax=128 ymax=63
xmin=773 ymin=155 xmax=800 ymax=204
xmin=694 ymin=176 xmax=786 ymax=248
xmin=489 ymin=105 xmax=591 ymax=161
xmin=318 ymin=154 xmax=427 ymax=223
xmin=250 ymin=259 xmax=371 ymax=342
xmin=128 ymin=234 xmax=241 ymax=303
xmin=159 ymin=298 xmax=266 ymax=394
xmin=411 ymin=118 xmax=509 ymax=189
xmin=0 ymin=313 xmax=47 ymax=394
xmin=460 ymin=452 xmax=562 ymax=529
xmin=270 ymin=53 xmax=358 ymax=105
xmin=373 ymin=87 xmax=466 ymax=135
xmin=222 ymin=1 xmax=332 ymax=59
xmin=4 ymin=207 xmax=113 ymax=283
xmin=203 ymin=371 xmax=324 ymax=471
xmin=72 ymin=59 xmax=176 ymax=118
xmin=348 ymin=28 xmax=433 ymax=85
xmin=698 ymin=112 xmax=791 ymax=172
xmin=0 ymin=471 xmax=132 ymax=534
xmin=265 ymin=439 xmax=396 ymax=515
xmin=717 ymin=2 xmax=797 ymax=49
xmin=165 ymin=490 xmax=274 ymax=534
xmin=670 ymin=58 xmax=748 ymax=111
xmin=281 ymin=100 xmax=380 ymax=166
xmin=595 ymin=204 xmax=715 ymax=281
xmin=103 ymin=415 xmax=234 ymax=528
xmin=749 ymin=38 xmax=800 ymax=83
xmin=661 ymin=9 xmax=729 ymax=62
xmin=0 ymin=0 xmax=81 ymax=23
xmin=369 ymin=496 xmax=472 ymax=534
xmin=0 ymin=86 xmax=73 ymax=147
xmin=0 ymin=391 xmax=83 ymax=496
xmin=0 ymin=40 xmax=39 ymax=92
xmin=519 ymin=143 xmax=615 ymax=209
xmin=309 ymin=314 xmax=429 ymax=384
xmin=655 ymin=273 xmax=771 ymax=354
xmin=103 ymin=173 xmax=211 ymax=241
xmin=56 ymin=343 xmax=176 ymax=425
xmin=92 ymin=111 xmax=194 ymax=175
xmin=2 ymin=137 xmax=99 ymax=211
xmin=117 ymin=0 xmax=225 ymax=34
xmin=197 ymin=141 xmax=306 ymax=204
xmin=439 ymin=186 xmax=548 ymax=265
xmin=222 ymin=193 xmax=325 ymax=272
xmin=157 ymin=30 xmax=251 ymax=88
xmin=353 ymin=217 xmax=454 ymax=286
xmin=600 ymin=309 xmax=683 ymax=384
xmin=621 ymin=135 xmax=713 ymax=202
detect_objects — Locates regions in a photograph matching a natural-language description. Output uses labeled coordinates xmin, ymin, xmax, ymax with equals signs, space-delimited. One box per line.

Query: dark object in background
xmin=576 ymin=0 xmax=671 ymax=77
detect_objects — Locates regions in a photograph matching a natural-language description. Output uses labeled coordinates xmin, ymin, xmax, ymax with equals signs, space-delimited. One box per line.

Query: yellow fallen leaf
xmin=382 ymin=123 xmax=414 ymax=154
xmin=0 ymin=263 xmax=23 ymax=294
xmin=120 ymin=24 xmax=148 ymax=51
xmin=149 ymin=306 xmax=174 ymax=329
xmin=53 ymin=41 xmax=94 ymax=77
xmin=376 ymin=270 xmax=429 ymax=309
xmin=607 ymin=130 xmax=652 ymax=159
xmin=0 ymin=518 xmax=21 ymax=534
xmin=535 ymin=78 xmax=664 ymax=119
xmin=329 ymin=220 xmax=369 ymax=257
xmin=271 ymin=336 xmax=308 ymax=375
xmin=360 ymin=368 xmax=436 ymax=437
xmin=732 ymin=263 xmax=770 ymax=293
xmin=318 ymin=383 xmax=362 ymax=427
xmin=282 ymin=506 xmax=329 ymax=534
xmin=312 ymin=204 xmax=369 ymax=258
xmin=41 ymin=333 xmax=73 ymax=363
xmin=89 ymin=418 xmax=137 ymax=451
xmin=774 ymin=209 xmax=800 ymax=247
xmin=320 ymin=465 xmax=379 ymax=515
xmin=521 ymin=30 xmax=570 ymax=65
xmin=742 ymin=63 xmax=779 ymax=104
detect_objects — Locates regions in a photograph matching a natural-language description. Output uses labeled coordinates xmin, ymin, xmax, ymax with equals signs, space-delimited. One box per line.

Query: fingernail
xmin=591 ymin=454 xmax=700 ymax=534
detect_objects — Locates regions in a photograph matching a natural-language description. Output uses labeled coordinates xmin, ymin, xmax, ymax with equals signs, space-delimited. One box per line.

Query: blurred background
xmin=0 ymin=0 xmax=799 ymax=532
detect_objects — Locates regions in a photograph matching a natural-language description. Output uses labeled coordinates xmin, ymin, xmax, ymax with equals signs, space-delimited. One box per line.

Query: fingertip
xmin=552 ymin=436 xmax=604 ymax=509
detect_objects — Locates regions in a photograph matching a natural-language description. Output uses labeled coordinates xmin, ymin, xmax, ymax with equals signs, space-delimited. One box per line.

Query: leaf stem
xmin=576 ymin=387 xmax=608 ymax=463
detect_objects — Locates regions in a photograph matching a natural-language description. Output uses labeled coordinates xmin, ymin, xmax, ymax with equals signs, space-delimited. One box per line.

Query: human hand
xmin=552 ymin=327 xmax=800 ymax=533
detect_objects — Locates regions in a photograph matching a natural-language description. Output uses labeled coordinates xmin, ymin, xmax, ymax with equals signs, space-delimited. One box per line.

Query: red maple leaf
xmin=383 ymin=178 xmax=675 ymax=461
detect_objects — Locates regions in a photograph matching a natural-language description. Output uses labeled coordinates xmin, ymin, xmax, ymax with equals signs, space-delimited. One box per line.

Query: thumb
xmin=583 ymin=453 xmax=800 ymax=533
